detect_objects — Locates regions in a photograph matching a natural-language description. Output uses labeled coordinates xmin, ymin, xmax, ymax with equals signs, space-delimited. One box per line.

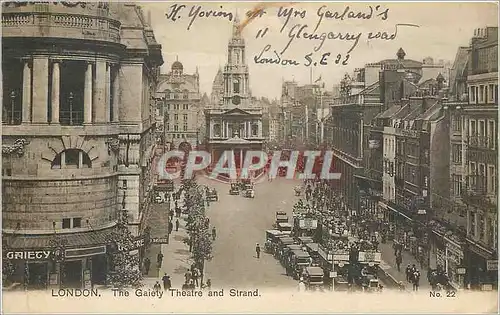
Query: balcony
xmin=468 ymin=136 xmax=496 ymax=150
xmin=2 ymin=110 xmax=22 ymax=125
xmin=2 ymin=11 xmax=121 ymax=44
xmin=60 ymin=110 xmax=84 ymax=126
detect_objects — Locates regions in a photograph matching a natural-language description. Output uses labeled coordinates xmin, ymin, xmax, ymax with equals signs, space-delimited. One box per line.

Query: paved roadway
xmin=198 ymin=176 xmax=300 ymax=289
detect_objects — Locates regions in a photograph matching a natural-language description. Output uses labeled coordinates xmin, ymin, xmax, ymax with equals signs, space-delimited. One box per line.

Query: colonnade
xmin=18 ymin=57 xmax=120 ymax=125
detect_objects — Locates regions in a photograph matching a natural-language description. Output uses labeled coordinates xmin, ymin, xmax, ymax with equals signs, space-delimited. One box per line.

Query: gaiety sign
xmin=5 ymin=250 xmax=52 ymax=260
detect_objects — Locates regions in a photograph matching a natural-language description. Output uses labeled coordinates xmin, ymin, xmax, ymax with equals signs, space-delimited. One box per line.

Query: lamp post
xmin=68 ymin=92 xmax=74 ymax=125
xmin=9 ymin=90 xmax=16 ymax=124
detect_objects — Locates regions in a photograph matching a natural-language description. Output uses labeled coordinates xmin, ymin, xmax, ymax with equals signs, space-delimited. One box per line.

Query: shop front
xmin=465 ymin=238 xmax=497 ymax=290
xmin=4 ymin=229 xmax=113 ymax=290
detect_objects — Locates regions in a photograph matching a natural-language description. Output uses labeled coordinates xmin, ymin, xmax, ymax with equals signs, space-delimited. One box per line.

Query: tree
xmin=182 ymin=183 xmax=213 ymax=285
xmin=106 ymin=221 xmax=143 ymax=289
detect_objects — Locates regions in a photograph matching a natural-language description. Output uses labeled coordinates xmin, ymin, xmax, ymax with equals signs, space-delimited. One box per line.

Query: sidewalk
xmin=143 ymin=192 xmax=193 ymax=290
xmin=379 ymin=240 xmax=430 ymax=290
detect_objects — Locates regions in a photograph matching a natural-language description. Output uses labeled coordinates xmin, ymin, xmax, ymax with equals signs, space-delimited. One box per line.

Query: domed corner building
xmin=1 ymin=2 xmax=163 ymax=289
xmin=155 ymin=58 xmax=203 ymax=152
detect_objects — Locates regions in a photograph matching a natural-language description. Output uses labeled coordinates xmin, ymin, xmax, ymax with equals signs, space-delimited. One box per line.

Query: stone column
xmin=32 ymin=57 xmax=49 ymax=123
xmin=94 ymin=60 xmax=107 ymax=123
xmin=105 ymin=63 xmax=111 ymax=122
xmin=84 ymin=62 xmax=93 ymax=124
xmin=244 ymin=121 xmax=247 ymax=138
xmin=22 ymin=61 xmax=32 ymax=123
xmin=258 ymin=120 xmax=262 ymax=137
xmin=112 ymin=66 xmax=120 ymax=122
xmin=51 ymin=61 xmax=60 ymax=124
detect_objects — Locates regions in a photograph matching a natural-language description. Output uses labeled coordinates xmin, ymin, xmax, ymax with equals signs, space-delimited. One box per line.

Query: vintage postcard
xmin=1 ymin=1 xmax=498 ymax=313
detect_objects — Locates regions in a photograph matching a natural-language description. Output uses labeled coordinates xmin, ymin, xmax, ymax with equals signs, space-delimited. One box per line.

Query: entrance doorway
xmin=91 ymin=255 xmax=108 ymax=285
xmin=26 ymin=262 xmax=48 ymax=290
xmin=62 ymin=260 xmax=82 ymax=288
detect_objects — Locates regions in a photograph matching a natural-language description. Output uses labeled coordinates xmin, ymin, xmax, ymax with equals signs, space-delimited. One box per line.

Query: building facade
xmin=461 ymin=27 xmax=498 ymax=290
xmin=156 ymin=60 xmax=203 ymax=150
xmin=2 ymin=2 xmax=163 ymax=289
xmin=205 ymin=15 xmax=263 ymax=171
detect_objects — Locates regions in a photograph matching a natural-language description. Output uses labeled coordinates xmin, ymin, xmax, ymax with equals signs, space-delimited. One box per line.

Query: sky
xmin=142 ymin=2 xmax=498 ymax=99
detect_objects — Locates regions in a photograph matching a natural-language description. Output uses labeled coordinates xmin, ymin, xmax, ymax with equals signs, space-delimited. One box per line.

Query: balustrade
xmin=2 ymin=12 xmax=121 ymax=43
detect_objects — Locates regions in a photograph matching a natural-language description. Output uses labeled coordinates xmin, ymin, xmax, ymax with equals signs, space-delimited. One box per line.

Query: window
xmin=488 ymin=120 xmax=496 ymax=149
xmin=214 ymin=124 xmax=221 ymax=137
xmin=165 ymin=104 xmax=170 ymax=110
xmin=470 ymin=120 xmax=477 ymax=137
xmin=452 ymin=144 xmax=462 ymax=164
xmin=452 ymin=175 xmax=462 ymax=196
xmin=488 ymin=165 xmax=496 ymax=194
xmin=51 ymin=149 xmax=92 ymax=169
xmin=62 ymin=218 xmax=71 ymax=229
xmin=73 ymin=218 xmax=82 ymax=228
xmin=166 ymin=123 xmax=170 ymax=131
xmin=478 ymin=213 xmax=485 ymax=241
xmin=2 ymin=168 xmax=12 ymax=176
xmin=183 ymin=124 xmax=188 ymax=131
xmin=174 ymin=114 xmax=178 ymax=121
xmin=165 ymin=90 xmax=171 ymax=99
xmin=183 ymin=114 xmax=188 ymax=121
xmin=452 ymin=115 xmax=462 ymax=132
xmin=233 ymin=79 xmax=240 ymax=94
xmin=183 ymin=90 xmax=189 ymax=99
xmin=183 ymin=104 xmax=189 ymax=110
xmin=123 ymin=180 xmax=128 ymax=190
xmin=174 ymin=125 xmax=179 ymax=131
xmin=252 ymin=124 xmax=258 ymax=136
xmin=174 ymin=104 xmax=180 ymax=110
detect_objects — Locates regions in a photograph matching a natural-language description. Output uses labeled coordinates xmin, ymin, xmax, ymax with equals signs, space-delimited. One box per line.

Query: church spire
xmin=232 ymin=11 xmax=241 ymax=37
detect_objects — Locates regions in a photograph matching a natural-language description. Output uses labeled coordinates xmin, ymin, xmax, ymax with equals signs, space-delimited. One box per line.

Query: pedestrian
xmin=405 ymin=264 xmax=411 ymax=281
xmin=162 ymin=273 xmax=171 ymax=291
xmin=413 ymin=269 xmax=420 ymax=291
xmin=298 ymin=278 xmax=306 ymax=292
xmin=181 ymin=280 xmax=189 ymax=290
xmin=169 ymin=221 xmax=173 ymax=234
xmin=157 ymin=252 xmax=164 ymax=269
xmin=175 ymin=207 xmax=181 ymax=217
xmin=396 ymin=254 xmax=402 ymax=272
xmin=205 ymin=279 xmax=212 ymax=290
xmin=255 ymin=243 xmax=261 ymax=259
xmin=185 ymin=269 xmax=192 ymax=283
xmin=175 ymin=219 xmax=180 ymax=232
xmin=188 ymin=279 xmax=195 ymax=290
xmin=153 ymin=281 xmax=161 ymax=292
xmin=169 ymin=209 xmax=174 ymax=221
xmin=143 ymin=257 xmax=151 ymax=275
xmin=211 ymin=226 xmax=216 ymax=241
xmin=192 ymin=267 xmax=200 ymax=287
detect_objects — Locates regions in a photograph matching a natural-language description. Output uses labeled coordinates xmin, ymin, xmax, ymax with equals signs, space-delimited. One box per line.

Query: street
xmin=198 ymin=176 xmax=299 ymax=289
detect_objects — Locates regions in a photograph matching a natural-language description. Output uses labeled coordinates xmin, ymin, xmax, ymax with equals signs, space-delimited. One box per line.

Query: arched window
xmin=183 ymin=89 xmax=189 ymax=99
xmin=165 ymin=90 xmax=171 ymax=99
xmin=233 ymin=79 xmax=240 ymax=94
xmin=51 ymin=149 xmax=92 ymax=169
xmin=214 ymin=124 xmax=221 ymax=137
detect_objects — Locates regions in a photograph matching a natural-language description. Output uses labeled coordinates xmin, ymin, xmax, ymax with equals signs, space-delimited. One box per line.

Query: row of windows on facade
xmin=212 ymin=124 xmax=258 ymax=137
xmin=166 ymin=113 xmax=189 ymax=121
xmin=164 ymin=104 xmax=190 ymax=110
xmin=164 ymin=91 xmax=190 ymax=100
xmin=468 ymin=84 xmax=498 ymax=104
xmin=469 ymin=212 xmax=497 ymax=249
xmin=166 ymin=133 xmax=192 ymax=139
xmin=451 ymin=169 xmax=497 ymax=197
xmin=165 ymin=124 xmax=189 ymax=132
xmin=384 ymin=160 xmax=429 ymax=187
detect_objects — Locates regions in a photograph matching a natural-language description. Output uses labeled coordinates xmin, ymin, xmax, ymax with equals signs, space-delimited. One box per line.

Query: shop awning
xmin=6 ymin=228 xmax=114 ymax=250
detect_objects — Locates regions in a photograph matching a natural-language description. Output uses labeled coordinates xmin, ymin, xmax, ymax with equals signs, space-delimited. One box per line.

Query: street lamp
xmin=9 ymin=90 xmax=16 ymax=124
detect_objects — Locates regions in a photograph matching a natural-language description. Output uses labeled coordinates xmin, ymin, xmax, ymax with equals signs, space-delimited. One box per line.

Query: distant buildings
xmin=204 ymin=15 xmax=263 ymax=171
xmin=155 ymin=60 xmax=204 ymax=149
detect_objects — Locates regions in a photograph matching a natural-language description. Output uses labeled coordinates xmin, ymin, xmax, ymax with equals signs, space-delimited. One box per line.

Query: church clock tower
xmin=222 ymin=14 xmax=251 ymax=107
